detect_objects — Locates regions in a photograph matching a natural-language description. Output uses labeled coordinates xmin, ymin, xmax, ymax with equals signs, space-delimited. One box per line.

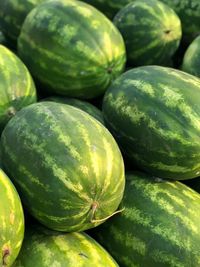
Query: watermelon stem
xmin=90 ymin=207 xmax=125 ymax=223
xmin=164 ymin=30 xmax=171 ymax=34
xmin=7 ymin=107 xmax=16 ymax=117
xmin=2 ymin=248 xmax=10 ymax=266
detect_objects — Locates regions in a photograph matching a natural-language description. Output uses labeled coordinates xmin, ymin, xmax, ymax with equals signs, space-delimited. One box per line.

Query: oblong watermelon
xmin=0 ymin=169 xmax=24 ymax=267
xmin=18 ymin=0 xmax=126 ymax=99
xmin=1 ymin=102 xmax=125 ymax=232
xmin=103 ymin=65 xmax=200 ymax=180
xmin=161 ymin=0 xmax=200 ymax=44
xmin=0 ymin=45 xmax=37 ymax=132
xmin=0 ymin=0 xmax=46 ymax=45
xmin=13 ymin=225 xmax=118 ymax=267
xmin=43 ymin=96 xmax=104 ymax=125
xmin=93 ymin=172 xmax=200 ymax=267
xmin=182 ymin=35 xmax=200 ymax=78
xmin=113 ymin=0 xmax=182 ymax=66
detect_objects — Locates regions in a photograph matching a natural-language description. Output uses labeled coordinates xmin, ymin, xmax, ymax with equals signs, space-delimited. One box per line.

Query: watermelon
xmin=18 ymin=0 xmax=126 ymax=99
xmin=161 ymin=0 xmax=200 ymax=44
xmin=0 ymin=102 xmax=125 ymax=232
xmin=82 ymin=0 xmax=132 ymax=18
xmin=92 ymin=171 xmax=200 ymax=267
xmin=43 ymin=96 xmax=104 ymax=125
xmin=0 ymin=0 xmax=46 ymax=46
xmin=13 ymin=224 xmax=118 ymax=266
xmin=102 ymin=65 xmax=200 ymax=180
xmin=0 ymin=45 xmax=37 ymax=133
xmin=0 ymin=169 xmax=24 ymax=267
xmin=113 ymin=0 xmax=182 ymax=66
xmin=182 ymin=35 xmax=200 ymax=78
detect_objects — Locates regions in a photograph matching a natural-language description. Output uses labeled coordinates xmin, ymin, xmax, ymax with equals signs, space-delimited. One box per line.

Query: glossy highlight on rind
xmin=103 ymin=65 xmax=200 ymax=180
xmin=0 ymin=45 xmax=37 ymax=132
xmin=43 ymin=96 xmax=104 ymax=125
xmin=1 ymin=101 xmax=125 ymax=232
xmin=0 ymin=169 xmax=24 ymax=267
xmin=18 ymin=0 xmax=126 ymax=99
xmin=113 ymin=0 xmax=182 ymax=66
xmin=13 ymin=225 xmax=119 ymax=267
xmin=93 ymin=171 xmax=200 ymax=267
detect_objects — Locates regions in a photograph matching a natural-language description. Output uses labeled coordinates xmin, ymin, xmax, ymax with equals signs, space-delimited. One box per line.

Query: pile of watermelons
xmin=1 ymin=0 xmax=200 ymax=266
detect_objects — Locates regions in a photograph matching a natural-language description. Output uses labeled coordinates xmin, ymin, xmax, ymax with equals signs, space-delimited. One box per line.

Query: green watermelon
xmin=1 ymin=102 xmax=125 ymax=232
xmin=113 ymin=0 xmax=182 ymax=66
xmin=93 ymin=171 xmax=200 ymax=267
xmin=0 ymin=45 xmax=37 ymax=133
xmin=182 ymin=35 xmax=200 ymax=78
xmin=13 ymin=225 xmax=118 ymax=267
xmin=103 ymin=65 xmax=200 ymax=180
xmin=18 ymin=0 xmax=126 ymax=99
xmin=82 ymin=0 xmax=132 ymax=18
xmin=0 ymin=169 xmax=24 ymax=267
xmin=0 ymin=0 xmax=46 ymax=46
xmin=43 ymin=96 xmax=104 ymax=125
xmin=161 ymin=0 xmax=200 ymax=44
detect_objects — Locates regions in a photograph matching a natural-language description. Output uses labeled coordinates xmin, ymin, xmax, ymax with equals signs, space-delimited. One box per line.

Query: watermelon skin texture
xmin=161 ymin=0 xmax=200 ymax=44
xmin=1 ymin=102 xmax=125 ymax=232
xmin=13 ymin=225 xmax=118 ymax=267
xmin=113 ymin=0 xmax=182 ymax=66
xmin=0 ymin=0 xmax=45 ymax=45
xmin=103 ymin=65 xmax=200 ymax=180
xmin=83 ymin=0 xmax=132 ymax=18
xmin=0 ymin=169 xmax=24 ymax=267
xmin=44 ymin=96 xmax=104 ymax=125
xmin=93 ymin=172 xmax=200 ymax=267
xmin=18 ymin=0 xmax=126 ymax=99
xmin=0 ymin=45 xmax=37 ymax=133
xmin=182 ymin=35 xmax=200 ymax=78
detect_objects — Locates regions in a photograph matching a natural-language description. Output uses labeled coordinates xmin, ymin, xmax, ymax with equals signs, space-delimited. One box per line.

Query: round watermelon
xmin=13 ymin=224 xmax=118 ymax=267
xmin=103 ymin=65 xmax=200 ymax=180
xmin=18 ymin=0 xmax=126 ymax=99
xmin=113 ymin=0 xmax=182 ymax=66
xmin=0 ymin=0 xmax=46 ymax=45
xmin=182 ymin=35 xmax=200 ymax=78
xmin=92 ymin=171 xmax=200 ymax=267
xmin=1 ymin=101 xmax=125 ymax=232
xmin=0 ymin=45 xmax=37 ymax=133
xmin=43 ymin=96 xmax=104 ymax=125
xmin=0 ymin=169 xmax=24 ymax=267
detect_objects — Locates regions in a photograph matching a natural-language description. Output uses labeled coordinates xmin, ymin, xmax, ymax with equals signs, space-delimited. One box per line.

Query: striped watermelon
xmin=0 ymin=169 xmax=24 ymax=267
xmin=113 ymin=0 xmax=182 ymax=66
xmin=0 ymin=0 xmax=45 ymax=45
xmin=93 ymin=172 xmax=200 ymax=267
xmin=182 ymin=35 xmax=200 ymax=78
xmin=43 ymin=96 xmax=104 ymax=125
xmin=13 ymin=225 xmax=118 ymax=266
xmin=18 ymin=0 xmax=126 ymax=99
xmin=0 ymin=45 xmax=37 ymax=133
xmin=82 ymin=0 xmax=132 ymax=18
xmin=103 ymin=65 xmax=200 ymax=180
xmin=1 ymin=102 xmax=125 ymax=232
xmin=161 ymin=0 xmax=200 ymax=44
